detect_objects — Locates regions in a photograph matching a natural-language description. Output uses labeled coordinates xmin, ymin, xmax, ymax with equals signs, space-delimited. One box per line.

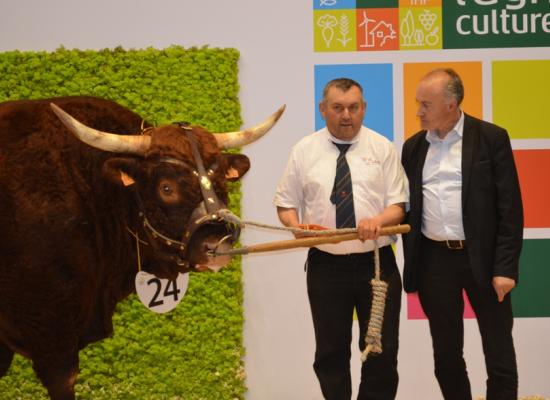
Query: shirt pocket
xmin=352 ymin=157 xmax=385 ymax=200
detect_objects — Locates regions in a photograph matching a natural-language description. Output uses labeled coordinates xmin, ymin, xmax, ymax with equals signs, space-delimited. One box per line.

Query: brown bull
xmin=0 ymin=96 xmax=283 ymax=399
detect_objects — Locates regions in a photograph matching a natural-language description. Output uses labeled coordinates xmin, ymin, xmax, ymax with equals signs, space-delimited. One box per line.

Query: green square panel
xmin=513 ymin=239 xmax=550 ymax=318
xmin=357 ymin=0 xmax=398 ymax=7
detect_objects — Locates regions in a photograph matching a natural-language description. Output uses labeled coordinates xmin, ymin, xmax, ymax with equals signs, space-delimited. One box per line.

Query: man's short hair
xmin=425 ymin=68 xmax=464 ymax=106
xmin=322 ymin=78 xmax=364 ymax=102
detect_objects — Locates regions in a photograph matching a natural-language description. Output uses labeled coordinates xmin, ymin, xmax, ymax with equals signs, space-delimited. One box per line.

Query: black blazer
xmin=401 ymin=113 xmax=523 ymax=293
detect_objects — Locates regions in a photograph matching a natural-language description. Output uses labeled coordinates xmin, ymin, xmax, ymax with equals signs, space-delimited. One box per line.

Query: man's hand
xmin=277 ymin=207 xmax=304 ymax=238
xmin=356 ymin=203 xmax=405 ymax=242
xmin=357 ymin=217 xmax=382 ymax=241
xmin=492 ymin=276 xmax=516 ymax=302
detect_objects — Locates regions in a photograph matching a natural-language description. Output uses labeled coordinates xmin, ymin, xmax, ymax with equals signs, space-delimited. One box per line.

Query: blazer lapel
xmin=414 ymin=134 xmax=429 ymax=206
xmin=461 ymin=114 xmax=477 ymax=208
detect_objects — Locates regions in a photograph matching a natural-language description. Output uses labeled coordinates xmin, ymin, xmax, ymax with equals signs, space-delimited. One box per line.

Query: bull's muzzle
xmin=185 ymin=208 xmax=241 ymax=272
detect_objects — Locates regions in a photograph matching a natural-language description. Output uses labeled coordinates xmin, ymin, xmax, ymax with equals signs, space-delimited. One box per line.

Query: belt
xmin=310 ymin=245 xmax=391 ymax=259
xmin=423 ymin=235 xmax=466 ymax=250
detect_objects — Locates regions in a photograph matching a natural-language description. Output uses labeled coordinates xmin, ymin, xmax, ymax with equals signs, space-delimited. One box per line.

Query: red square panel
xmin=514 ymin=150 xmax=550 ymax=228
xmin=356 ymin=8 xmax=399 ymax=51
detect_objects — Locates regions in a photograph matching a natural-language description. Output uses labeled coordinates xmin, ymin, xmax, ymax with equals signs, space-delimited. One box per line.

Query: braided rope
xmin=217 ymin=209 xmax=357 ymax=236
xmin=361 ymin=241 xmax=388 ymax=362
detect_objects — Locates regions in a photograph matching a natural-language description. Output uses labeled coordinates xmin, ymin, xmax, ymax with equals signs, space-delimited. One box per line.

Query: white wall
xmin=1 ymin=1 xmax=549 ymax=399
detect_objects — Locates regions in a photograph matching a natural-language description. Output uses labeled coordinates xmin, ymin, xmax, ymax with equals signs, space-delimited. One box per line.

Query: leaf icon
xmin=401 ymin=10 xmax=414 ymax=45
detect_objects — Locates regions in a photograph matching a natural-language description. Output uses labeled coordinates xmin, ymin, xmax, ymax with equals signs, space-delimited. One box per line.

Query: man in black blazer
xmin=401 ymin=68 xmax=523 ymax=400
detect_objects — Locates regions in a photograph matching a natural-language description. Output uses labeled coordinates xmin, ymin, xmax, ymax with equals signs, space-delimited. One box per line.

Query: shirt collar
xmin=426 ymin=111 xmax=464 ymax=143
xmin=325 ymin=126 xmax=362 ymax=146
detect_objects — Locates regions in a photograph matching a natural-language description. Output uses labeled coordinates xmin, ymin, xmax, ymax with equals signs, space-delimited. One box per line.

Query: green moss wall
xmin=0 ymin=46 xmax=246 ymax=399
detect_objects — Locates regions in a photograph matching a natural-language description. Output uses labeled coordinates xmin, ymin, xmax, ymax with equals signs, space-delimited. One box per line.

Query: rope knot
xmin=360 ymin=245 xmax=388 ymax=363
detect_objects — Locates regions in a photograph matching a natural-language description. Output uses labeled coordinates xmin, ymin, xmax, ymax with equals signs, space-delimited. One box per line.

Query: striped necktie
xmin=330 ymin=142 xmax=356 ymax=228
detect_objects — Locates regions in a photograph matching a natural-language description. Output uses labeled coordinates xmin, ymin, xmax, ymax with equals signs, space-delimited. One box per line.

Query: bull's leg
xmin=0 ymin=340 xmax=14 ymax=377
xmin=32 ymin=355 xmax=79 ymax=400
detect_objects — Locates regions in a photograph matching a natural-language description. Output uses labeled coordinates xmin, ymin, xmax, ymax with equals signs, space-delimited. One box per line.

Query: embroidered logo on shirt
xmin=361 ymin=157 xmax=380 ymax=165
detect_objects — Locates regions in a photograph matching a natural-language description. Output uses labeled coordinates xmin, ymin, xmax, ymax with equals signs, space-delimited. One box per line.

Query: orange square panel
xmin=403 ymin=62 xmax=482 ymax=139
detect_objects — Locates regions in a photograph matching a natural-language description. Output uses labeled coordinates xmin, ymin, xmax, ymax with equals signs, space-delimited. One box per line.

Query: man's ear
xmin=447 ymin=98 xmax=458 ymax=112
xmin=223 ymin=154 xmax=250 ymax=182
xmin=319 ymin=101 xmax=326 ymax=119
xmin=102 ymin=157 xmax=139 ymax=187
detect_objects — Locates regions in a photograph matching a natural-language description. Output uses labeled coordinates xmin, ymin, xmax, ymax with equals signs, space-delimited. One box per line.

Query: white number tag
xmin=135 ymin=271 xmax=189 ymax=313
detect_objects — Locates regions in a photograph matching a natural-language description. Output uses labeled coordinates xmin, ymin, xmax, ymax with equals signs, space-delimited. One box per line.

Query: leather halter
xmin=134 ymin=124 xmax=239 ymax=269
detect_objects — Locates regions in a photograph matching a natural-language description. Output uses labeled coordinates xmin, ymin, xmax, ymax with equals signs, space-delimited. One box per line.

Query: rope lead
xmin=361 ymin=243 xmax=388 ymax=363
xmin=217 ymin=210 xmax=390 ymax=363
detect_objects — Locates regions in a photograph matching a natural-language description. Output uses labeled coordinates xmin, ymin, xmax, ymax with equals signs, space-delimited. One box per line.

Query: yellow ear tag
xmin=120 ymin=171 xmax=135 ymax=187
xmin=225 ymin=167 xmax=240 ymax=180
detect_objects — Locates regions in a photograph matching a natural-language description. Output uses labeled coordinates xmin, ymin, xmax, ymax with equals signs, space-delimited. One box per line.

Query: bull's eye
xmin=158 ymin=179 xmax=179 ymax=203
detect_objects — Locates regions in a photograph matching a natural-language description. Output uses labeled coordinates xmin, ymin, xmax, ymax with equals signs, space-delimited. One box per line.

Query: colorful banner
xmin=315 ymin=61 xmax=550 ymax=321
xmin=313 ymin=0 xmax=550 ymax=52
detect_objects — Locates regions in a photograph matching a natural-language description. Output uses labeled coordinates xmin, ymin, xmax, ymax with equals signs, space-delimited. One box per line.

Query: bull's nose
xmin=198 ymin=240 xmax=233 ymax=272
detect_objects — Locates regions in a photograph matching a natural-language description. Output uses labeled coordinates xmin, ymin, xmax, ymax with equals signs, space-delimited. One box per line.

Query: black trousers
xmin=307 ymin=246 xmax=402 ymax=400
xmin=418 ymin=237 xmax=518 ymax=400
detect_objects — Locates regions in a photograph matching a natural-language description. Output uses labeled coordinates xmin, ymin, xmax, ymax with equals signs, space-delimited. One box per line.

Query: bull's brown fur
xmin=0 ymin=96 xmax=250 ymax=399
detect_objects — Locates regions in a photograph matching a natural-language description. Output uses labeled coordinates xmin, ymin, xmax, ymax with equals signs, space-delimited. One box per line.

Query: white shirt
xmin=421 ymin=112 xmax=466 ymax=241
xmin=274 ymin=126 xmax=409 ymax=254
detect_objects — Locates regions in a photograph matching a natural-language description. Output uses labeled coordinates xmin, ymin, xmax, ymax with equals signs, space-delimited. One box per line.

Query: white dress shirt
xmin=274 ymin=126 xmax=409 ymax=254
xmin=421 ymin=112 xmax=466 ymax=241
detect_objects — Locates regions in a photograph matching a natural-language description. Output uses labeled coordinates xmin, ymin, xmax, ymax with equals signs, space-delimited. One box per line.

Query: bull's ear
xmin=102 ymin=157 xmax=139 ymax=187
xmin=223 ymin=154 xmax=250 ymax=182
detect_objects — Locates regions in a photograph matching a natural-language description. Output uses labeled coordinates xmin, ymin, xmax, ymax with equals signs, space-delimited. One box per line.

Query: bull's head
xmin=50 ymin=103 xmax=284 ymax=279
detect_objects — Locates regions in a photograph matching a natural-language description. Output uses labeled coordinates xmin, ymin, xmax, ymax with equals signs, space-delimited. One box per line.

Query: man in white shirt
xmin=274 ymin=78 xmax=408 ymax=400
xmin=401 ymin=68 xmax=523 ymax=400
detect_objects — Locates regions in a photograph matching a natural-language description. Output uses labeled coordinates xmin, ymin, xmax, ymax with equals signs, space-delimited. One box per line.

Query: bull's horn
xmin=214 ymin=105 xmax=285 ymax=149
xmin=50 ymin=103 xmax=151 ymax=155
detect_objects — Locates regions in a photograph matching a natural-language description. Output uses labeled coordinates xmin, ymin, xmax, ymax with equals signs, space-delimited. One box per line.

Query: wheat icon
xmin=337 ymin=14 xmax=351 ymax=47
